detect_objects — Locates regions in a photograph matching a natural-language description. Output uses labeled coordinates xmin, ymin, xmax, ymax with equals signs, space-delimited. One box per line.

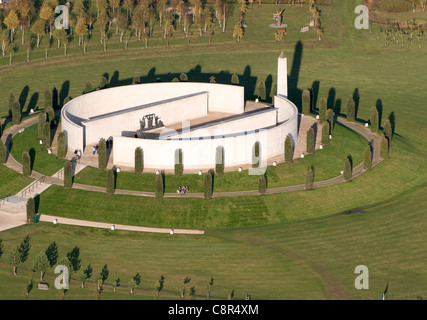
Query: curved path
xmin=1 ymin=113 xmax=383 ymax=199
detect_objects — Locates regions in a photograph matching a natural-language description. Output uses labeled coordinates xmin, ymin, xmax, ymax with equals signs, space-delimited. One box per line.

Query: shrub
xmin=326 ymin=108 xmax=334 ymax=133
xmin=42 ymin=122 xmax=51 ymax=149
xmin=302 ymin=89 xmax=311 ymax=115
xmin=321 ymin=121 xmax=330 ymax=145
xmin=215 ymin=146 xmax=224 ymax=174
xmin=346 ymin=96 xmax=355 ymax=122
xmin=106 ymin=169 xmax=115 ymax=195
xmin=258 ymin=172 xmax=267 ymax=195
xmin=44 ymin=89 xmax=52 ymax=109
xmin=284 ymin=135 xmax=293 ymax=162
xmin=12 ymin=100 xmax=21 ymax=125
xmin=306 ymin=127 xmax=315 ymax=154
xmin=0 ymin=140 xmax=6 ymax=164
xmin=231 ymin=73 xmax=239 ymax=85
xmin=38 ymin=113 xmax=46 ymax=140
xmin=258 ymin=81 xmax=266 ymax=101
xmin=270 ymin=83 xmax=277 ymax=100
xmin=179 ymin=73 xmax=188 ymax=82
xmin=98 ymin=140 xmax=107 ymax=170
xmin=63 ymin=161 xmax=73 ymax=189
xmin=98 ymin=76 xmax=108 ymax=89
xmin=174 ymin=149 xmax=183 ymax=176
xmin=155 ymin=173 xmax=164 ymax=199
xmin=84 ymin=81 xmax=93 ymax=94
xmin=204 ymin=171 xmax=213 ymax=200
xmin=52 ymin=87 xmax=59 ymax=109
xmin=26 ymin=197 xmax=35 ymax=223
xmin=134 ymin=147 xmax=144 ymax=174
xmin=305 ymin=165 xmax=314 ymax=190
xmin=57 ymin=132 xmax=67 ymax=159
xmin=8 ymin=92 xmax=15 ymax=117
xmin=383 ymin=119 xmax=393 ymax=144
xmin=46 ymin=106 xmax=55 ymax=125
xmin=172 ymin=77 xmax=179 ymax=82
xmin=132 ymin=76 xmax=140 ymax=84
xmin=319 ymin=98 xmax=327 ymax=123
xmin=22 ymin=151 xmax=31 ymax=177
xmin=363 ymin=144 xmax=372 ymax=170
xmin=252 ymin=141 xmax=260 ymax=168
xmin=343 ymin=155 xmax=352 ymax=182
xmin=370 ymin=106 xmax=379 ymax=133
xmin=380 ymin=134 xmax=389 ymax=159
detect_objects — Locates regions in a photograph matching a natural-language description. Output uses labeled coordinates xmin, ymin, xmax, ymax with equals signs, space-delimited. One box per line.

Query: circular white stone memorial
xmin=61 ymin=53 xmax=300 ymax=172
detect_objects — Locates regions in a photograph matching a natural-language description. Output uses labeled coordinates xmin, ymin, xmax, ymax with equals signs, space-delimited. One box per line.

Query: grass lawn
xmin=0 ymin=165 xmax=33 ymax=198
xmin=73 ymin=122 xmax=368 ymax=193
xmin=8 ymin=123 xmax=67 ymax=176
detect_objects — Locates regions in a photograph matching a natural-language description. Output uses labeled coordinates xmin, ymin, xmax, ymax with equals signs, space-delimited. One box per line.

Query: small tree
xmin=258 ymin=172 xmax=267 ymax=195
xmin=174 ymin=149 xmax=183 ymax=176
xmin=318 ymin=98 xmax=327 ymax=123
xmin=343 ymin=156 xmax=352 ymax=182
xmin=99 ymin=264 xmax=109 ymax=286
xmin=18 ymin=235 xmax=31 ymax=264
xmin=0 ymin=140 xmax=6 ymax=164
xmin=57 ymin=132 xmax=67 ymax=158
xmin=26 ymin=197 xmax=35 ymax=223
xmin=67 ymin=246 xmax=81 ymax=273
xmin=302 ymin=89 xmax=311 ymax=115
xmin=380 ymin=134 xmax=389 ymax=159
xmin=305 ymin=165 xmax=314 ymax=190
xmin=363 ymin=145 xmax=372 ymax=170
xmin=346 ymin=96 xmax=355 ymax=122
xmin=257 ymin=80 xmax=266 ymax=101
xmin=326 ymin=108 xmax=334 ymax=134
xmin=370 ymin=106 xmax=379 ymax=133
xmin=98 ymin=76 xmax=108 ymax=89
xmin=155 ymin=173 xmax=164 ymax=199
xmin=321 ymin=121 xmax=330 ymax=145
xmin=154 ymin=275 xmax=165 ymax=299
xmin=284 ymin=135 xmax=293 ymax=162
xmin=8 ymin=247 xmax=21 ymax=276
xmin=98 ymin=140 xmax=107 ymax=170
xmin=215 ymin=146 xmax=224 ymax=174
xmin=12 ymin=100 xmax=21 ymax=125
xmin=22 ymin=151 xmax=31 ymax=177
xmin=42 ymin=122 xmax=51 ymax=149
xmin=106 ymin=169 xmax=115 ymax=195
xmin=134 ymin=147 xmax=144 ymax=174
xmin=231 ymin=73 xmax=239 ymax=85
xmin=32 ymin=252 xmax=49 ymax=281
xmin=179 ymin=73 xmax=188 ymax=82
xmin=306 ymin=127 xmax=315 ymax=154
xmin=132 ymin=76 xmax=140 ymax=84
xmin=204 ymin=171 xmax=213 ymax=200
xmin=128 ymin=278 xmax=138 ymax=294
xmin=64 ymin=161 xmax=73 ymax=189
xmin=207 ymin=277 xmax=214 ymax=300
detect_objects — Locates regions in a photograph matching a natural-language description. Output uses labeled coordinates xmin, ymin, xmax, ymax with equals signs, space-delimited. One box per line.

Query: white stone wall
xmin=61 ymin=82 xmax=244 ymax=151
xmin=113 ymin=96 xmax=299 ymax=171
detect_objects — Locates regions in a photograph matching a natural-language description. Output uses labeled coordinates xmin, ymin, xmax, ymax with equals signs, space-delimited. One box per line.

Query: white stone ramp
xmin=39 ymin=214 xmax=205 ymax=235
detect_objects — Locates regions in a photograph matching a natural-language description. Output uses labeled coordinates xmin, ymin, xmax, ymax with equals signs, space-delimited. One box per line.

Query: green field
xmin=0 ymin=0 xmax=427 ymax=300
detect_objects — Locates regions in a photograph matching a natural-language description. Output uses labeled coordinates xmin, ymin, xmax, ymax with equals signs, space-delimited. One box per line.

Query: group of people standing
xmin=92 ymin=138 xmax=113 ymax=155
xmin=177 ymin=186 xmax=189 ymax=194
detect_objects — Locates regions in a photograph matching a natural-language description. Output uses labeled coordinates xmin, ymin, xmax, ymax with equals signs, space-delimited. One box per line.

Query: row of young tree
xmin=0 ymin=0 xmax=235 ymax=62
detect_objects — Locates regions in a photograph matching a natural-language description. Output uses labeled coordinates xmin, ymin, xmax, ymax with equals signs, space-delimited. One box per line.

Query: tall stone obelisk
xmin=277 ymin=51 xmax=288 ymax=98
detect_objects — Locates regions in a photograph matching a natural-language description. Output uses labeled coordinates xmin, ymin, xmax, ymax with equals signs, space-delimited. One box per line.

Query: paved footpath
xmin=0 ymin=113 xmax=382 ymax=233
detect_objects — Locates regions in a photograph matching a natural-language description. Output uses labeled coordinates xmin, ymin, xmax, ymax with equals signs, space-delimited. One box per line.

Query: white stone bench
xmin=300 ymin=26 xmax=309 ymax=33
xmin=38 ymin=283 xmax=49 ymax=290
